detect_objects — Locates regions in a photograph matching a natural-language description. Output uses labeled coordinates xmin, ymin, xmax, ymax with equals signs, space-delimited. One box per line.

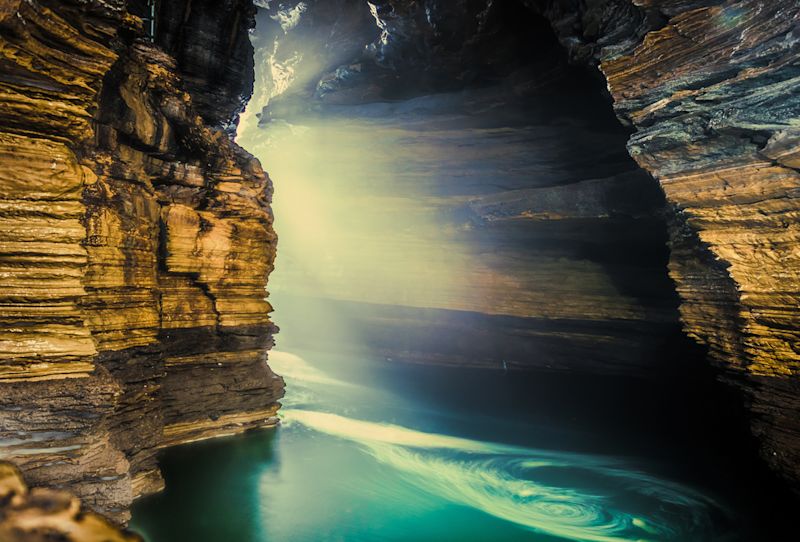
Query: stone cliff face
xmin=592 ymin=0 xmax=800 ymax=492
xmin=525 ymin=0 xmax=800 ymax=494
xmin=0 ymin=0 xmax=283 ymax=522
xmin=248 ymin=0 xmax=800 ymax=488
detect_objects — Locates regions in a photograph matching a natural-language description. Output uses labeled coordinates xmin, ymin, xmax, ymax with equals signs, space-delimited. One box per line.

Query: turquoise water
xmin=130 ymin=338 xmax=790 ymax=542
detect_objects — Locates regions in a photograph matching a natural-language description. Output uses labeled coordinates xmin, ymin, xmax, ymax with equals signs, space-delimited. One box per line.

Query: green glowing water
xmin=130 ymin=344 xmax=785 ymax=542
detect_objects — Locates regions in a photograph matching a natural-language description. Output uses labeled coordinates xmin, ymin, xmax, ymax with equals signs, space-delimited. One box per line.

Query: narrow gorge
xmin=1 ymin=1 xmax=799 ymax=541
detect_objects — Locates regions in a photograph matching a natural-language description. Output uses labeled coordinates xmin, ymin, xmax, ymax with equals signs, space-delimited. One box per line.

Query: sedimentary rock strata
xmin=528 ymin=0 xmax=800 ymax=492
xmin=0 ymin=0 xmax=283 ymax=521
xmin=597 ymin=0 xmax=800 ymax=489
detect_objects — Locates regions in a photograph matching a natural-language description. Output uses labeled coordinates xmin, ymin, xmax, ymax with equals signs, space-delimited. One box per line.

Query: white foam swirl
xmin=284 ymin=409 xmax=719 ymax=542
xmin=272 ymin=351 xmax=724 ymax=541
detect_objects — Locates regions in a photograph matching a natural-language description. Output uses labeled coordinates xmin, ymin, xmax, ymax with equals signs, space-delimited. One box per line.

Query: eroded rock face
xmin=0 ymin=0 xmax=283 ymax=521
xmin=153 ymin=0 xmax=259 ymax=134
xmin=529 ymin=0 xmax=800 ymax=493
xmin=596 ymin=0 xmax=800 ymax=490
xmin=247 ymin=0 xmax=800 ymax=487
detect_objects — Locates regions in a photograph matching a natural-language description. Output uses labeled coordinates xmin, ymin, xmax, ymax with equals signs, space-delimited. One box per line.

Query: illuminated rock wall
xmin=530 ymin=0 xmax=800 ymax=492
xmin=0 ymin=0 xmax=283 ymax=521
xmin=595 ymin=0 xmax=800 ymax=490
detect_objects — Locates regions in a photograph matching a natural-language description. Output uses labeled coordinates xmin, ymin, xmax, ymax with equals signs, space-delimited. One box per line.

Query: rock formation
xmin=246 ymin=0 xmax=800 ymax=489
xmin=0 ymin=462 xmax=141 ymax=542
xmin=527 ymin=0 xmax=800 ymax=496
xmin=1 ymin=0 xmax=799 ymax=524
xmin=0 ymin=0 xmax=283 ymax=522
xmin=594 ymin=0 xmax=800 ymax=493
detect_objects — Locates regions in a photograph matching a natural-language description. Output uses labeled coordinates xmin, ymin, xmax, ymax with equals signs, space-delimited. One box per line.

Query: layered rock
xmin=594 ymin=0 xmax=800 ymax=489
xmin=0 ymin=0 xmax=282 ymax=522
xmin=152 ymin=0 xmax=258 ymax=134
xmin=527 ymin=0 xmax=800 ymax=493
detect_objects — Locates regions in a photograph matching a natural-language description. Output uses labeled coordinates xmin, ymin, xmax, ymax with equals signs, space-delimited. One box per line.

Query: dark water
xmin=131 ymin=332 xmax=794 ymax=542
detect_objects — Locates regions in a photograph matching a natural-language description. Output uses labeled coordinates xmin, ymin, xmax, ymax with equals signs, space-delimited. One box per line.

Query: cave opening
xmin=236 ymin=1 xmax=696 ymax=379
xmin=129 ymin=2 xmax=798 ymax=541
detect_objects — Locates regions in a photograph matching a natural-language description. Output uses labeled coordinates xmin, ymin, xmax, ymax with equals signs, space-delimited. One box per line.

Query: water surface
xmin=131 ymin=337 xmax=790 ymax=541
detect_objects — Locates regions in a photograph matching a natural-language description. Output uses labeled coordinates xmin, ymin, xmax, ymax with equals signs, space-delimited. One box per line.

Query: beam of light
xmin=238 ymin=95 xmax=655 ymax=333
xmin=238 ymin=114 xmax=477 ymax=313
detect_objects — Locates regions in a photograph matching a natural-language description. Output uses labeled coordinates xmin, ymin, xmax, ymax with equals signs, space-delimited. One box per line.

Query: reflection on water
xmin=132 ymin=342 xmax=770 ymax=542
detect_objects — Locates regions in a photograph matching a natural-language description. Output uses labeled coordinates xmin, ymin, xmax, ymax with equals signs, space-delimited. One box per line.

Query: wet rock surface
xmin=0 ymin=0 xmax=283 ymax=522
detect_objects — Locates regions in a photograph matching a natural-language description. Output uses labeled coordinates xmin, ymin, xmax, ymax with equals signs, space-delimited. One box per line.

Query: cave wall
xmin=591 ymin=0 xmax=800 ymax=490
xmin=246 ymin=0 xmax=689 ymax=375
xmin=249 ymin=0 xmax=800 ymax=488
xmin=0 ymin=0 xmax=283 ymax=521
xmin=521 ymin=0 xmax=800 ymax=492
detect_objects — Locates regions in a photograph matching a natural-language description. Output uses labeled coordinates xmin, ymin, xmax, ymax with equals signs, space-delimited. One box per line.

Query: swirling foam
xmin=269 ymin=350 xmax=352 ymax=388
xmin=283 ymin=409 xmax=724 ymax=542
xmin=274 ymin=351 xmax=726 ymax=541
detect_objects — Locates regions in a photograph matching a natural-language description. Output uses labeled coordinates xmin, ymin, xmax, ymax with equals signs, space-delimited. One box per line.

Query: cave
xmin=242 ymin=1 xmax=686 ymax=376
xmin=1 ymin=1 xmax=800 ymax=541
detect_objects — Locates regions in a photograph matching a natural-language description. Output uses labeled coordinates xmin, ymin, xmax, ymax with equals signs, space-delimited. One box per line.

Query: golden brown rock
xmin=596 ymin=0 xmax=800 ymax=486
xmin=0 ymin=0 xmax=283 ymax=522
xmin=0 ymin=462 xmax=141 ymax=542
